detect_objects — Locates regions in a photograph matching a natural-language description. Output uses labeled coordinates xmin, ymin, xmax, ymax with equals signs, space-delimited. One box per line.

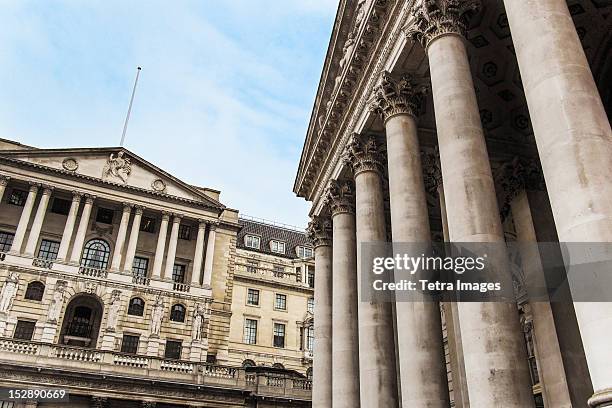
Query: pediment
xmin=0 ymin=147 xmax=222 ymax=208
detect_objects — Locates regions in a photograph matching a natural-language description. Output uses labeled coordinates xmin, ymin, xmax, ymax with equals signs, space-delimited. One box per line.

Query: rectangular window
xmin=178 ymin=225 xmax=192 ymax=240
xmin=172 ymin=264 xmax=186 ymax=283
xmin=37 ymin=239 xmax=60 ymax=260
xmin=0 ymin=232 xmax=15 ymax=252
xmin=95 ymin=207 xmax=114 ymax=224
xmin=306 ymin=326 xmax=314 ymax=351
xmin=164 ymin=340 xmax=182 ymax=360
xmin=270 ymin=240 xmax=286 ymax=254
xmin=132 ymin=256 xmax=149 ymax=277
xmin=307 ymin=266 xmax=315 ymax=288
xmin=120 ymin=334 xmax=140 ymax=354
xmin=8 ymin=189 xmax=27 ymax=207
xmin=247 ymin=288 xmax=260 ymax=306
xmin=275 ymin=293 xmax=287 ymax=311
xmin=243 ymin=318 xmax=258 ymax=345
xmin=51 ymin=198 xmax=71 ymax=215
xmin=307 ymin=297 xmax=314 ymax=314
xmin=245 ymin=235 xmax=260 ymax=249
xmin=297 ymin=246 xmax=314 ymax=258
xmin=13 ymin=320 xmax=36 ymax=341
xmin=273 ymin=323 xmax=286 ymax=348
xmin=140 ymin=216 xmax=156 ymax=233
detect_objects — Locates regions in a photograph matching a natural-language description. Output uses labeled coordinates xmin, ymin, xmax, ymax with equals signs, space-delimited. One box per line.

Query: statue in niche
xmin=0 ymin=271 xmax=19 ymax=314
xmin=105 ymin=290 xmax=122 ymax=331
xmin=192 ymin=302 xmax=206 ymax=341
xmin=150 ymin=295 xmax=164 ymax=337
xmin=102 ymin=151 xmax=132 ymax=184
xmin=354 ymin=0 xmax=368 ymax=30
xmin=48 ymin=280 xmax=67 ymax=323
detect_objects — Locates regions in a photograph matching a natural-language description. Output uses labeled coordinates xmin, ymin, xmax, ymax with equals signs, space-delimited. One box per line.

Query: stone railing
xmin=78 ymin=266 xmax=109 ymax=279
xmin=132 ymin=275 xmax=151 ymax=286
xmin=173 ymin=282 xmax=190 ymax=292
xmin=0 ymin=338 xmax=312 ymax=401
xmin=237 ymin=264 xmax=310 ymax=288
xmin=32 ymin=258 xmax=54 ymax=269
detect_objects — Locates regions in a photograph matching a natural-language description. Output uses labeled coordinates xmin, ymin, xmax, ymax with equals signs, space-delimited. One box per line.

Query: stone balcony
xmin=1 ymin=252 xmax=211 ymax=298
xmin=235 ymin=264 xmax=314 ymax=291
xmin=0 ymin=337 xmax=312 ymax=400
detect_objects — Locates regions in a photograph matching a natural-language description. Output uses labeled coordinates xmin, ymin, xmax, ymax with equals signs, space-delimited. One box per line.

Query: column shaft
xmin=57 ymin=193 xmax=81 ymax=261
xmin=202 ymin=224 xmax=217 ymax=286
xmin=428 ymin=33 xmax=533 ymax=406
xmin=151 ymin=213 xmax=170 ymax=279
xmin=123 ymin=206 xmax=143 ymax=272
xmin=24 ymin=187 xmax=53 ymax=256
xmin=163 ymin=215 xmax=181 ymax=280
xmin=385 ymin=113 xmax=449 ymax=407
xmin=110 ymin=204 xmax=132 ymax=270
xmin=0 ymin=177 xmax=9 ymax=203
xmin=504 ymin=1 xmax=612 ymax=404
xmin=191 ymin=221 xmax=206 ymax=285
xmin=70 ymin=196 xmax=94 ymax=263
xmin=11 ymin=184 xmax=38 ymax=254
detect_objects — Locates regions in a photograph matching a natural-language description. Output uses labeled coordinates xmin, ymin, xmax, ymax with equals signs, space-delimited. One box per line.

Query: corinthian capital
xmin=0 ymin=175 xmax=10 ymax=187
xmin=325 ymin=180 xmax=355 ymax=216
xmin=370 ymin=71 xmax=428 ymax=122
xmin=406 ymin=0 xmax=481 ymax=49
xmin=307 ymin=216 xmax=333 ymax=248
xmin=343 ymin=134 xmax=385 ymax=176
xmin=495 ymin=157 xmax=545 ymax=220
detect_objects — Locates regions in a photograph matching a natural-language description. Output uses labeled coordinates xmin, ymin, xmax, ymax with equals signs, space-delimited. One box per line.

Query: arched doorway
xmin=59 ymin=294 xmax=104 ymax=348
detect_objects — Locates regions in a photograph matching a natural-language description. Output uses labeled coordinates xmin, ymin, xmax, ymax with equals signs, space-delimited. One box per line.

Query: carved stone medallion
xmin=151 ymin=178 xmax=167 ymax=193
xmin=62 ymin=158 xmax=79 ymax=172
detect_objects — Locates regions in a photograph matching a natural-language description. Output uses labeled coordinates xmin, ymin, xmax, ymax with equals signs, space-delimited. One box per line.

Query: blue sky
xmin=0 ymin=0 xmax=337 ymax=227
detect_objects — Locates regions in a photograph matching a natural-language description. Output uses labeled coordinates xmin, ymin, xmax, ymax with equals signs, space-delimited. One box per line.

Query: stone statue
xmin=150 ymin=295 xmax=164 ymax=337
xmin=354 ymin=0 xmax=368 ymax=29
xmin=192 ymin=303 xmax=205 ymax=341
xmin=0 ymin=271 xmax=19 ymax=314
xmin=105 ymin=290 xmax=122 ymax=331
xmin=102 ymin=151 xmax=132 ymax=184
xmin=48 ymin=280 xmax=67 ymax=323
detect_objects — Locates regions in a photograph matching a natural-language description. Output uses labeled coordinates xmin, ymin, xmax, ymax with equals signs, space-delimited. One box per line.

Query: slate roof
xmin=237 ymin=217 xmax=312 ymax=260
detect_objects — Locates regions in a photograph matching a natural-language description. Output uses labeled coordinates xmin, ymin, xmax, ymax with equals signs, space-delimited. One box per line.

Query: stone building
xmin=295 ymin=0 xmax=611 ymax=407
xmin=0 ymin=138 xmax=312 ymax=407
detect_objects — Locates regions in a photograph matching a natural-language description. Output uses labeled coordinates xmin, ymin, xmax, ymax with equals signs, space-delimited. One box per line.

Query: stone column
xmin=0 ymin=176 xmax=9 ymax=202
xmin=307 ymin=215 xmax=333 ymax=408
xmin=202 ymin=222 xmax=218 ymax=287
xmin=24 ymin=186 xmax=53 ymax=256
xmin=110 ymin=203 xmax=132 ymax=270
xmin=503 ymin=1 xmax=612 ymax=405
xmin=326 ymin=180 xmax=360 ymax=408
xmin=345 ymin=135 xmax=399 ymax=408
xmin=151 ymin=211 xmax=170 ymax=279
xmin=407 ymin=2 xmax=534 ymax=406
xmin=10 ymin=183 xmax=39 ymax=254
xmin=57 ymin=192 xmax=82 ymax=261
xmin=163 ymin=214 xmax=182 ymax=280
xmin=191 ymin=220 xmax=207 ymax=286
xmin=70 ymin=195 xmax=95 ymax=263
xmin=123 ymin=205 xmax=144 ymax=272
xmin=371 ymin=73 xmax=449 ymax=407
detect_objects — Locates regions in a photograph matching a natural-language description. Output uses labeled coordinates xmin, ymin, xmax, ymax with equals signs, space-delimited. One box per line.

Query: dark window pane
xmin=132 ymin=257 xmax=149 ymax=278
xmin=37 ymin=239 xmax=60 ymax=260
xmin=172 ymin=264 xmax=186 ymax=283
xmin=25 ymin=281 xmax=45 ymax=301
xmin=120 ymin=334 xmax=140 ymax=354
xmin=81 ymin=239 xmax=111 ymax=269
xmin=51 ymin=198 xmax=71 ymax=215
xmin=127 ymin=297 xmax=145 ymax=316
xmin=95 ymin=208 xmax=114 ymax=224
xmin=273 ymin=323 xmax=285 ymax=348
xmin=164 ymin=340 xmax=182 ymax=359
xmin=178 ymin=225 xmax=192 ymax=240
xmin=307 ymin=266 xmax=315 ymax=288
xmin=140 ymin=217 xmax=156 ymax=233
xmin=13 ymin=320 xmax=35 ymax=340
xmin=8 ymin=190 xmax=27 ymax=206
xmin=275 ymin=294 xmax=287 ymax=310
xmin=170 ymin=304 xmax=185 ymax=322
xmin=0 ymin=232 xmax=14 ymax=252
xmin=244 ymin=319 xmax=257 ymax=344
xmin=247 ymin=289 xmax=259 ymax=306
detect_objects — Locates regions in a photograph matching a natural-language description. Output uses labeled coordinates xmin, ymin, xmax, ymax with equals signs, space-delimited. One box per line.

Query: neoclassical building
xmin=296 ymin=0 xmax=611 ymax=407
xmin=0 ymin=138 xmax=312 ymax=407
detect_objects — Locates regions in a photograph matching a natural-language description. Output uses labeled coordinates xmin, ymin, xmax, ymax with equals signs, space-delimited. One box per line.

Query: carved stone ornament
xmin=192 ymin=302 xmax=207 ymax=341
xmin=48 ymin=280 xmax=67 ymax=323
xmin=62 ymin=157 xmax=79 ymax=172
xmin=370 ymin=71 xmax=428 ymax=122
xmin=151 ymin=178 xmax=167 ymax=192
xmin=324 ymin=180 xmax=355 ymax=216
xmin=307 ymin=216 xmax=333 ymax=248
xmin=496 ymin=157 xmax=545 ymax=221
xmin=102 ymin=151 xmax=132 ymax=184
xmin=105 ymin=290 xmax=122 ymax=331
xmin=0 ymin=271 xmax=19 ymax=314
xmin=150 ymin=295 xmax=164 ymax=337
xmin=421 ymin=149 xmax=443 ymax=194
xmin=406 ymin=0 xmax=481 ymax=49
xmin=343 ymin=134 xmax=386 ymax=176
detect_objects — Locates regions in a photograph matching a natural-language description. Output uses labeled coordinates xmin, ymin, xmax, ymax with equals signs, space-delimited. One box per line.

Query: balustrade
xmin=53 ymin=345 xmax=101 ymax=362
xmin=172 ymin=282 xmax=190 ymax=292
xmin=113 ymin=353 xmax=149 ymax=368
xmin=32 ymin=258 xmax=54 ymax=269
xmin=78 ymin=266 xmax=108 ymax=278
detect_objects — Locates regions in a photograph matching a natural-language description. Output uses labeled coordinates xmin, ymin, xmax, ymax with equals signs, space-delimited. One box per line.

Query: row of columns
xmin=307 ymin=0 xmax=612 ymax=405
xmin=0 ymin=178 xmax=217 ymax=286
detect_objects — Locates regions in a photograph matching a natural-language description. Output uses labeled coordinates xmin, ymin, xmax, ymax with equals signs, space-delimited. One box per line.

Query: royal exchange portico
xmin=296 ymin=0 xmax=612 ymax=407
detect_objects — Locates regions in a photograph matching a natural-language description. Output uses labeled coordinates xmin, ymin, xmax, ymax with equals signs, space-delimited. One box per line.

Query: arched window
xmin=242 ymin=359 xmax=256 ymax=368
xmin=170 ymin=304 xmax=186 ymax=322
xmin=272 ymin=363 xmax=285 ymax=369
xmin=306 ymin=367 xmax=313 ymax=379
xmin=24 ymin=281 xmax=45 ymax=301
xmin=127 ymin=297 xmax=145 ymax=316
xmin=81 ymin=239 xmax=111 ymax=270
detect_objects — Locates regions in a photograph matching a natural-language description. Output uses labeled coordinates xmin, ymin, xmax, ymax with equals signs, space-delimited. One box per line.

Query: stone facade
xmin=295 ymin=0 xmax=611 ymax=407
xmin=0 ymin=138 xmax=312 ymax=407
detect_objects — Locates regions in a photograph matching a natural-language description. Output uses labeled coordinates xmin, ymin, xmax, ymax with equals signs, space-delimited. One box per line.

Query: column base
xmin=589 ymin=389 xmax=612 ymax=407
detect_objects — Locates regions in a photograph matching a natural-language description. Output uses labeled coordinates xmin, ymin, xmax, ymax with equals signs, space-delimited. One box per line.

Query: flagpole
xmin=120 ymin=66 xmax=142 ymax=147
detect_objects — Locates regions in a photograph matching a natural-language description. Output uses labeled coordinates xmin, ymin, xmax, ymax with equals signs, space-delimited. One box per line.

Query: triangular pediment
xmin=0 ymin=146 xmax=223 ymax=209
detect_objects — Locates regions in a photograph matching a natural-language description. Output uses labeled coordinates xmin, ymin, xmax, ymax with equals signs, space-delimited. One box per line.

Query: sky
xmin=0 ymin=0 xmax=337 ymax=228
